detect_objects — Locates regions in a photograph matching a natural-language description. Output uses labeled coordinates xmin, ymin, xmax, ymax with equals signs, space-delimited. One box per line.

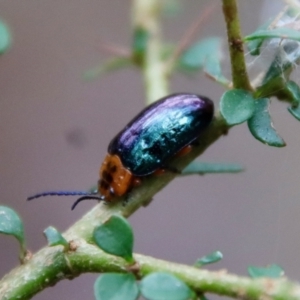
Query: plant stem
xmin=0 ymin=114 xmax=228 ymax=299
xmin=1 ymin=2 xmax=289 ymax=299
xmin=132 ymin=0 xmax=169 ymax=104
xmin=2 ymin=240 xmax=300 ymax=300
xmin=222 ymin=0 xmax=252 ymax=91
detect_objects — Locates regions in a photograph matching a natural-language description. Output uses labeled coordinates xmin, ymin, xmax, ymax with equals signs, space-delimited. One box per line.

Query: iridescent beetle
xmin=27 ymin=93 xmax=214 ymax=209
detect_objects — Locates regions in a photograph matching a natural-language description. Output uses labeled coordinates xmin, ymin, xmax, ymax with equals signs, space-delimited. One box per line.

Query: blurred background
xmin=0 ymin=1 xmax=299 ymax=299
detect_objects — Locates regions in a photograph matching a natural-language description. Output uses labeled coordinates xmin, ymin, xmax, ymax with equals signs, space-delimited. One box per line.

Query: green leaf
xmin=248 ymin=98 xmax=285 ymax=147
xmin=94 ymin=273 xmax=139 ymax=300
xmin=255 ymin=77 xmax=286 ymax=100
xmin=182 ymin=161 xmax=243 ymax=176
xmin=288 ymin=103 xmax=300 ymax=121
xmin=180 ymin=37 xmax=221 ymax=69
xmin=244 ymin=27 xmax=300 ymax=42
xmin=195 ymin=251 xmax=223 ymax=267
xmin=140 ymin=272 xmax=193 ymax=300
xmin=83 ymin=57 xmax=133 ymax=81
xmin=93 ymin=214 xmax=134 ymax=262
xmin=220 ymin=89 xmax=255 ymax=125
xmin=132 ymin=27 xmax=149 ymax=64
xmin=0 ymin=206 xmax=26 ymax=258
xmin=204 ymin=55 xmax=229 ymax=86
xmin=179 ymin=37 xmax=229 ymax=85
xmin=0 ymin=20 xmax=11 ymax=54
xmin=246 ymin=19 xmax=273 ymax=56
xmin=44 ymin=226 xmax=68 ymax=249
xmin=199 ymin=295 xmax=209 ymax=300
xmin=248 ymin=264 xmax=284 ymax=278
xmin=255 ymin=41 xmax=300 ymax=100
xmin=286 ymin=81 xmax=300 ymax=120
xmin=0 ymin=206 xmax=25 ymax=245
xmin=286 ymin=80 xmax=300 ymax=103
xmin=262 ymin=41 xmax=300 ymax=86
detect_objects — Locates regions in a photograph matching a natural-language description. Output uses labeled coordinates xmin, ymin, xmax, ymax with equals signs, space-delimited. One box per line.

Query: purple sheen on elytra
xmin=108 ymin=93 xmax=214 ymax=176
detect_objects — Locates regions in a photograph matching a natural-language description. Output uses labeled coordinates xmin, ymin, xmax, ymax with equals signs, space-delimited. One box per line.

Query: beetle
xmin=27 ymin=93 xmax=214 ymax=209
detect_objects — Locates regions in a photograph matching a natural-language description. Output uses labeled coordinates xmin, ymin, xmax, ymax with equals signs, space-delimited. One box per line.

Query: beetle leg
xmin=157 ymin=145 xmax=193 ymax=174
xmin=174 ymin=145 xmax=193 ymax=157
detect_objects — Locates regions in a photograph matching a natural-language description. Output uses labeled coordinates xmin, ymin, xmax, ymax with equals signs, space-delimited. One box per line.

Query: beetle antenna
xmin=71 ymin=195 xmax=105 ymax=210
xmin=27 ymin=190 xmax=98 ymax=201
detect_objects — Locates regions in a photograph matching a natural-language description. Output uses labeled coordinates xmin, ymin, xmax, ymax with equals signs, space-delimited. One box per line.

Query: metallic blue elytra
xmin=108 ymin=93 xmax=214 ymax=176
xmin=27 ymin=93 xmax=214 ymax=209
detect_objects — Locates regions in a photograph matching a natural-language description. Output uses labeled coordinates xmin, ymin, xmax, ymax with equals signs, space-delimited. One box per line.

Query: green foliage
xmin=94 ymin=273 xmax=139 ymax=300
xmin=195 ymin=251 xmax=223 ymax=267
xmin=179 ymin=37 xmax=228 ymax=84
xmin=182 ymin=162 xmax=243 ymax=175
xmin=3 ymin=2 xmax=300 ymax=300
xmin=93 ymin=214 xmax=134 ymax=263
xmin=286 ymin=81 xmax=300 ymax=120
xmin=132 ymin=27 xmax=149 ymax=64
xmin=140 ymin=272 xmax=194 ymax=300
xmin=248 ymin=264 xmax=284 ymax=278
xmin=245 ymin=27 xmax=300 ymax=42
xmin=220 ymin=89 xmax=255 ymax=125
xmin=0 ymin=20 xmax=11 ymax=54
xmin=0 ymin=206 xmax=26 ymax=260
xmin=43 ymin=226 xmax=68 ymax=250
xmin=286 ymin=81 xmax=300 ymax=104
xmin=246 ymin=18 xmax=273 ymax=56
xmin=180 ymin=37 xmax=221 ymax=70
xmin=263 ymin=42 xmax=300 ymax=86
xmin=254 ymin=42 xmax=300 ymax=102
xmin=248 ymin=98 xmax=285 ymax=147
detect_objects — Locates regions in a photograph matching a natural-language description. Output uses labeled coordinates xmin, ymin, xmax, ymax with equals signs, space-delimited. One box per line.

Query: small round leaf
xmin=94 ymin=273 xmax=139 ymax=300
xmin=220 ymin=89 xmax=255 ymax=125
xmin=140 ymin=272 xmax=193 ymax=300
xmin=0 ymin=206 xmax=25 ymax=248
xmin=93 ymin=215 xmax=134 ymax=262
xmin=248 ymin=98 xmax=285 ymax=147
xmin=0 ymin=20 xmax=11 ymax=54
xmin=195 ymin=250 xmax=223 ymax=267
xmin=44 ymin=226 xmax=68 ymax=249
